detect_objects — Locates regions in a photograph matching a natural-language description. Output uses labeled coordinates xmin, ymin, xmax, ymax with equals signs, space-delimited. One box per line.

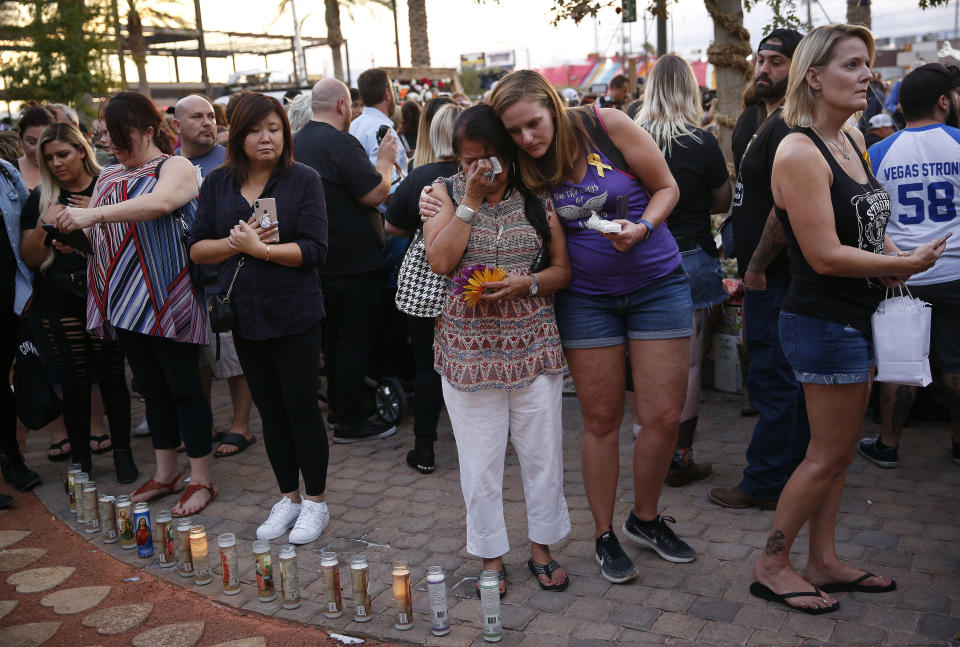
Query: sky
xmin=139 ymin=0 xmax=960 ymax=86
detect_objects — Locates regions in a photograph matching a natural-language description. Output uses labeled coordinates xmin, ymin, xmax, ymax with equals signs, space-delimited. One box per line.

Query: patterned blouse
xmin=86 ymin=156 xmax=207 ymax=344
xmin=434 ymin=173 xmax=565 ymax=392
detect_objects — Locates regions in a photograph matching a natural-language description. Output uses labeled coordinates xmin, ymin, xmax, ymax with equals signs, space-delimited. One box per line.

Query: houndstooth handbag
xmin=395 ymin=227 xmax=446 ymax=317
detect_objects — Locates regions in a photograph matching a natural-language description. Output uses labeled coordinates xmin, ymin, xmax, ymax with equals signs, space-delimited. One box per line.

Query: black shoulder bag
xmin=210 ymin=256 xmax=244 ymax=334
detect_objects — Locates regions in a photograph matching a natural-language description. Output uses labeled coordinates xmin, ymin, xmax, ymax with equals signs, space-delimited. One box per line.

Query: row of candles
xmin=64 ymin=466 xmax=505 ymax=641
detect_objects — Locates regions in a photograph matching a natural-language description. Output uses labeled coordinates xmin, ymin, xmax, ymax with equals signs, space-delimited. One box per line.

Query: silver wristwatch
xmin=455 ymin=204 xmax=475 ymax=224
xmin=528 ymin=274 xmax=539 ymax=296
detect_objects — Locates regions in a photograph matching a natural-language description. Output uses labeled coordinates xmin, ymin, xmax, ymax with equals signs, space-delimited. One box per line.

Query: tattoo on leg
xmin=891 ymin=385 xmax=915 ymax=431
xmin=765 ymin=530 xmax=785 ymax=556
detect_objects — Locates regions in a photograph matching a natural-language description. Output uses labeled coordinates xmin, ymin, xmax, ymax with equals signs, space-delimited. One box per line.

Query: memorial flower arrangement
xmin=452 ymin=264 xmax=507 ymax=307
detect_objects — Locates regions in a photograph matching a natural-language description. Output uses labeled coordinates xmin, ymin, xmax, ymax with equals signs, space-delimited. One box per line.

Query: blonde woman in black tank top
xmin=755 ymin=25 xmax=947 ymax=615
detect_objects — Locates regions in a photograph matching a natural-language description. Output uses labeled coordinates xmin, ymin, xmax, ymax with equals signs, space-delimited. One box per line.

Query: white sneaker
xmin=288 ymin=499 xmax=329 ymax=545
xmin=134 ymin=419 xmax=150 ymax=437
xmin=256 ymin=496 xmax=301 ymax=540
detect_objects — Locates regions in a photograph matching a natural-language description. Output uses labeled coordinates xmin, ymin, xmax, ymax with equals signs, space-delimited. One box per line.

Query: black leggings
xmin=118 ymin=331 xmax=212 ymax=458
xmin=234 ymin=323 xmax=328 ymax=496
xmin=407 ymin=315 xmax=442 ymax=442
xmin=41 ymin=310 xmax=130 ymax=465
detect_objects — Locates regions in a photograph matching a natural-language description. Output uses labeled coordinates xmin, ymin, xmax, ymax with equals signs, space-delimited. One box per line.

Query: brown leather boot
xmin=708 ymin=486 xmax=777 ymax=510
xmin=666 ymin=460 xmax=713 ymax=487
xmin=665 ymin=417 xmax=712 ymax=487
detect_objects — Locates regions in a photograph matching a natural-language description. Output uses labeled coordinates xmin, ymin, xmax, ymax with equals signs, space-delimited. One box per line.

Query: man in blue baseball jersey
xmin=863 ymin=63 xmax=960 ymax=468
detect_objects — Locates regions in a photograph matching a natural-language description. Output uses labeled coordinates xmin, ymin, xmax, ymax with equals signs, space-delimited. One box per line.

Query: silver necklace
xmin=812 ymin=125 xmax=851 ymax=160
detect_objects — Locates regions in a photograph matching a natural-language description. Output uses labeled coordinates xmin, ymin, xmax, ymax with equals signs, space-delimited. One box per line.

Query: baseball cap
xmin=900 ymin=63 xmax=960 ymax=110
xmin=758 ymin=29 xmax=805 ymax=60
xmin=868 ymin=113 xmax=895 ymax=129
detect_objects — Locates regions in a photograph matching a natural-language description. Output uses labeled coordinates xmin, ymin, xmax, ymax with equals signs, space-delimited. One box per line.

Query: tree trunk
xmin=325 ymin=0 xmax=344 ymax=81
xmin=705 ymin=0 xmax=750 ymax=172
xmin=408 ymin=0 xmax=430 ymax=67
xmin=126 ymin=2 xmax=150 ymax=97
xmin=846 ymin=0 xmax=871 ymax=28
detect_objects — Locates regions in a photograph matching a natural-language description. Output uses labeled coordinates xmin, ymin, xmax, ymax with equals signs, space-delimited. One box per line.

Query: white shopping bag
xmin=871 ymin=285 xmax=932 ymax=387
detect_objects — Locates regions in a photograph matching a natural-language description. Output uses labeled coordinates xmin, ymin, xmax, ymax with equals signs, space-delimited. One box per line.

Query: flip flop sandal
xmin=528 ymin=558 xmax=569 ymax=592
xmin=749 ymin=581 xmax=839 ymax=615
xmin=475 ymin=567 xmax=507 ymax=599
xmin=214 ymin=432 xmax=257 ymax=458
xmin=819 ymin=571 xmax=897 ymax=594
xmin=132 ymin=473 xmax=184 ymax=503
xmin=89 ymin=434 xmax=112 ymax=455
xmin=48 ymin=439 xmax=72 ymax=462
xmin=171 ymin=482 xmax=216 ymax=518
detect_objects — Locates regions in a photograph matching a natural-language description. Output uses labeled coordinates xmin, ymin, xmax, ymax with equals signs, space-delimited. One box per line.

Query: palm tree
xmin=276 ymin=0 xmax=388 ymax=84
xmin=408 ymin=0 xmax=430 ymax=67
xmin=122 ymin=0 xmax=188 ymax=98
xmin=705 ymin=0 xmax=751 ymax=166
xmin=846 ymin=0 xmax=871 ymax=28
xmin=325 ymin=0 xmax=346 ymax=81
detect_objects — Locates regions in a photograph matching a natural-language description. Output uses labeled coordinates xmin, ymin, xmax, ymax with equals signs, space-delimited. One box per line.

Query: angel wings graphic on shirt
xmin=555 ymin=191 xmax=609 ymax=225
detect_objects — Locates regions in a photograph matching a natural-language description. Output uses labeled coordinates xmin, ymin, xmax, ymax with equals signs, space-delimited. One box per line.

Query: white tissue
xmin=585 ymin=213 xmax=622 ymax=234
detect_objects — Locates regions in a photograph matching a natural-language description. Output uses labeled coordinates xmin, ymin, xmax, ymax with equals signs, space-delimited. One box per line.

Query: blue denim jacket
xmin=0 ymin=159 xmax=33 ymax=315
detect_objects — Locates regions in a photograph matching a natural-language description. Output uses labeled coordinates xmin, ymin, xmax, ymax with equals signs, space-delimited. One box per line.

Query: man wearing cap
xmin=710 ymin=28 xmax=809 ymax=511
xmin=865 ymin=113 xmax=896 ymax=148
xmin=860 ymin=62 xmax=960 ymax=469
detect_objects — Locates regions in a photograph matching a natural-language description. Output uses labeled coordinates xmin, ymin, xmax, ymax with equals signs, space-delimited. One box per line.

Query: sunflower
xmin=452 ymin=264 xmax=507 ymax=307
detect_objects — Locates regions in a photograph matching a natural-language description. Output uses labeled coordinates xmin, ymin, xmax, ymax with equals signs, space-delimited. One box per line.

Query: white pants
xmin=442 ymin=373 xmax=571 ymax=558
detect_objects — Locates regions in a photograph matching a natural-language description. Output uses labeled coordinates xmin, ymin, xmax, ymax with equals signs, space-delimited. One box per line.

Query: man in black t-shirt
xmin=710 ymin=28 xmax=810 ymax=512
xmin=294 ymin=78 xmax=399 ymax=444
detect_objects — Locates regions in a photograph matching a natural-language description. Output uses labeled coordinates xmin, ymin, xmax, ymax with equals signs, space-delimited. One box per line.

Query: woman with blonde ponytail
xmin=19 ymin=123 xmax=137 ymax=484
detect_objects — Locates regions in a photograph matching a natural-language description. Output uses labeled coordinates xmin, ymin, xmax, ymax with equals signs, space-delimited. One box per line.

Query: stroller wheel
xmin=375 ymin=377 xmax=408 ymax=424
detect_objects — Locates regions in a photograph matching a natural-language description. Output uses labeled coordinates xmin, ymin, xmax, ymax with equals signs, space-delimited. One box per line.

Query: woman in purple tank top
xmin=489 ymin=70 xmax=696 ymax=580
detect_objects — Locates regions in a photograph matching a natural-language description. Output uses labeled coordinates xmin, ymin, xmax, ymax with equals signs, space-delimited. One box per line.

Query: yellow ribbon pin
xmin=587 ymin=153 xmax=613 ymax=178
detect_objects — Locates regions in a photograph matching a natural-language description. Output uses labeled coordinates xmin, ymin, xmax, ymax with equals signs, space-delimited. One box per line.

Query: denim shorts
xmin=778 ymin=311 xmax=874 ymax=384
xmin=555 ymin=266 xmax=693 ymax=348
xmin=680 ymin=245 xmax=727 ymax=310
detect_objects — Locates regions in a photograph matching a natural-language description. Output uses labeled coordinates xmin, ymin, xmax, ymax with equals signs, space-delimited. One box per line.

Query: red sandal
xmin=171 ymin=482 xmax=216 ymax=518
xmin=131 ymin=473 xmax=183 ymax=502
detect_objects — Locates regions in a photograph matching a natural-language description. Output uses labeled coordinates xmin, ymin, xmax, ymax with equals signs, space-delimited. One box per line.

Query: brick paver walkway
xmin=24 ymin=382 xmax=960 ymax=646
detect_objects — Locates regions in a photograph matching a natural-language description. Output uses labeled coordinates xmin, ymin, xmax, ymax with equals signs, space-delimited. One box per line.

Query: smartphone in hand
xmin=41 ymin=223 xmax=92 ymax=254
xmin=252 ymin=198 xmax=279 ymax=243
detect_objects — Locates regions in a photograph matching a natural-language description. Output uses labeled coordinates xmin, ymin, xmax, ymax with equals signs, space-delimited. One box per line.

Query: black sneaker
xmin=0 ymin=493 xmax=12 ymax=509
xmin=332 ymin=419 xmax=397 ymax=444
xmin=595 ymin=530 xmax=639 ymax=584
xmin=622 ymin=512 xmax=696 ymax=563
xmin=0 ymin=452 xmax=41 ymax=492
xmin=951 ymin=441 xmax=960 ymax=466
xmin=857 ymin=436 xmax=898 ymax=468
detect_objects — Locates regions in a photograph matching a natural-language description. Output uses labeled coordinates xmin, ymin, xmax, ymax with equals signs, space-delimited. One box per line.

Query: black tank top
xmin=775 ymin=127 xmax=891 ymax=335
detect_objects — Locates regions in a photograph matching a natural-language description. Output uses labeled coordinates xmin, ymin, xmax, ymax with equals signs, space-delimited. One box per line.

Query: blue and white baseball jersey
xmin=868 ymin=123 xmax=960 ymax=285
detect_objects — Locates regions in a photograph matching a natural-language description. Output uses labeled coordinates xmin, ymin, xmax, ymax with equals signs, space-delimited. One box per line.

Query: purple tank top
xmin=551 ymin=146 xmax=681 ymax=296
